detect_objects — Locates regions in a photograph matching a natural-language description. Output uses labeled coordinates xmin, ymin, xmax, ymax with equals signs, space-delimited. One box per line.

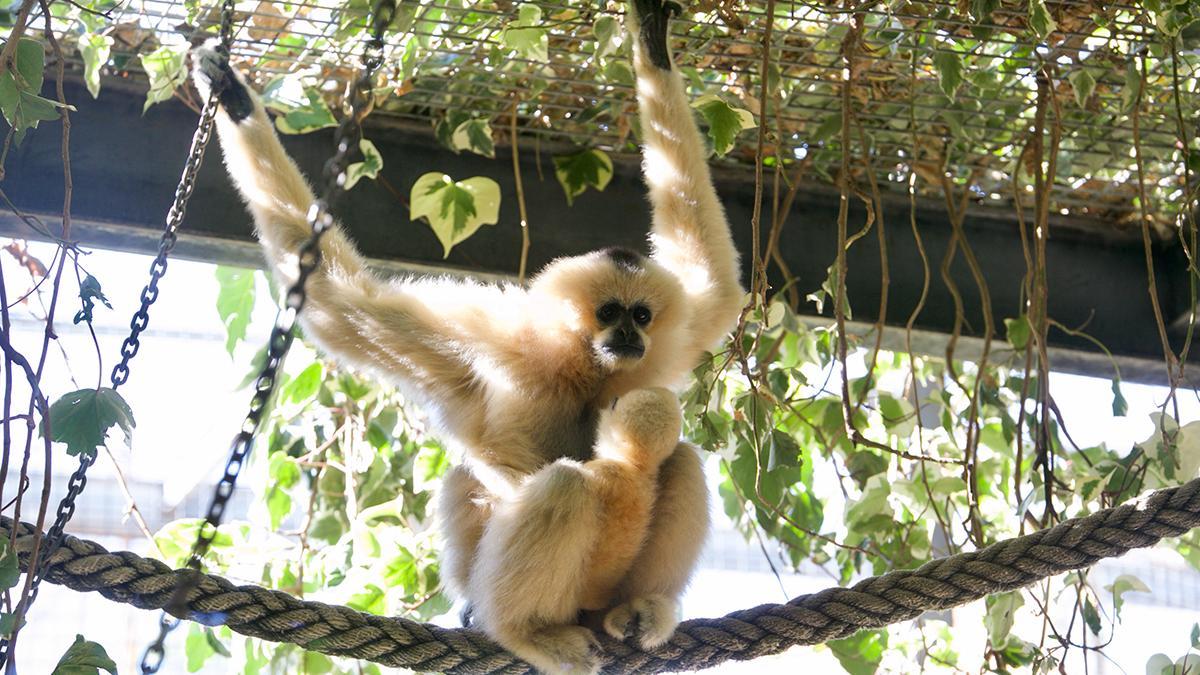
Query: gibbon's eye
xmin=632 ymin=305 xmax=652 ymax=326
xmin=596 ymin=302 xmax=622 ymax=324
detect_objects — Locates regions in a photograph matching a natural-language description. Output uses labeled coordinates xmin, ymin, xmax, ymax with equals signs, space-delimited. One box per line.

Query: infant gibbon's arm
xmin=630 ymin=1 xmax=745 ymax=362
xmin=192 ymin=46 xmax=504 ymax=412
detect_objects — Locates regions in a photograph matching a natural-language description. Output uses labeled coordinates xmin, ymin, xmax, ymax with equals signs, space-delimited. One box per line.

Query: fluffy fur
xmin=192 ymin=1 xmax=741 ymax=671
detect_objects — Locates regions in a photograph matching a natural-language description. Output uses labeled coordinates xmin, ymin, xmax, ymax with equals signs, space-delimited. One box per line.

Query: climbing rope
xmin=7 ymin=476 xmax=1198 ymax=673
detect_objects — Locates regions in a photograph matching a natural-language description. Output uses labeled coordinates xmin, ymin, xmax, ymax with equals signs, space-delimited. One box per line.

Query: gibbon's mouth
xmin=605 ymin=342 xmax=646 ymax=359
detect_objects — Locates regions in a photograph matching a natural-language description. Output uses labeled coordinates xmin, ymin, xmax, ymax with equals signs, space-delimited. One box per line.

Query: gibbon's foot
xmin=520 ymin=625 xmax=601 ymax=675
xmin=632 ymin=0 xmax=681 ymax=70
xmin=190 ymin=39 xmax=254 ymax=121
xmin=605 ymin=388 xmax=682 ymax=466
xmin=602 ymin=594 xmax=678 ymax=650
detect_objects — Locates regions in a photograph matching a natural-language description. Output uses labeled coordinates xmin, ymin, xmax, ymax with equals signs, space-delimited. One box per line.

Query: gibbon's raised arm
xmin=631 ymin=0 xmax=745 ymax=361
xmin=191 ymin=46 xmax=506 ymax=416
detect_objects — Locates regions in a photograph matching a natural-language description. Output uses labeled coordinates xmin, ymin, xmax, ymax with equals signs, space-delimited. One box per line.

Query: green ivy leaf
xmin=73 ymin=274 xmax=112 ymax=325
xmin=932 ymin=50 xmax=964 ymax=98
xmin=1191 ymin=622 xmax=1199 ymax=649
xmin=1104 ymin=574 xmax=1150 ymax=620
xmin=1004 ymin=316 xmax=1031 ymax=350
xmin=1068 ymin=68 xmax=1096 ymax=109
xmin=450 ymin=119 xmax=495 ymax=158
xmin=828 ymin=629 xmax=887 ymax=675
xmin=266 ymin=452 xmax=300 ymax=530
xmin=52 ymin=635 xmax=117 ymax=675
xmin=1028 ymin=0 xmax=1057 ymax=38
xmin=0 ymin=612 xmax=24 ymax=637
xmin=45 ymin=388 xmax=135 ymax=458
xmin=215 ymin=266 xmax=257 ymax=357
xmin=1111 ymin=378 xmax=1128 ymax=417
xmin=502 ymin=4 xmax=548 ymax=62
xmin=140 ymin=44 xmax=188 ymax=113
xmin=984 ymin=591 xmax=1023 ymax=647
xmin=969 ymin=0 xmax=1000 ymax=39
xmin=0 ymin=38 xmax=65 ymax=144
xmin=553 ymin=148 xmax=613 ymax=205
xmin=409 ymin=172 xmax=501 ymax=257
xmin=344 ymin=139 xmax=383 ymax=189
xmin=1082 ymin=596 xmax=1102 ymax=635
xmin=604 ymin=59 xmax=635 ymax=86
xmin=79 ymin=33 xmax=112 ymax=99
xmin=691 ymin=95 xmax=756 ymax=157
xmin=0 ymin=534 xmax=19 ymax=590
xmin=282 ymin=362 xmax=324 ymax=405
xmin=261 ymin=76 xmax=337 ymax=134
xmin=593 ymin=15 xmax=620 ymax=60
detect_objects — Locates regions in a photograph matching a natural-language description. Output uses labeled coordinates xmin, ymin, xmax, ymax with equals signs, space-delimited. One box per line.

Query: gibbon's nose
xmin=615 ymin=325 xmax=640 ymax=344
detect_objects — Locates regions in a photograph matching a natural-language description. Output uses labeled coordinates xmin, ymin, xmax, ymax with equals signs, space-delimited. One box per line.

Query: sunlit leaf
xmin=1104 ymin=574 xmax=1150 ymax=620
xmin=502 ymin=4 xmax=547 ymax=62
xmin=828 ymin=629 xmax=886 ymax=675
xmin=0 ymin=38 xmax=65 ymax=144
xmin=215 ymin=266 xmax=256 ymax=356
xmin=1069 ymin=68 xmax=1096 ymax=109
xmin=450 ymin=119 xmax=495 ymax=158
xmin=593 ymin=15 xmax=620 ymax=60
xmin=410 ymin=172 xmax=501 ymax=257
xmin=553 ymin=148 xmax=613 ymax=205
xmin=0 ymin=535 xmax=18 ymax=590
xmin=261 ymin=76 xmax=337 ymax=134
xmin=344 ymin=139 xmax=384 ymax=189
xmin=691 ymin=95 xmax=756 ymax=157
xmin=45 ymin=388 xmax=136 ymax=458
xmin=1004 ymin=316 xmax=1031 ymax=351
xmin=1028 ymin=0 xmax=1057 ymax=38
xmin=140 ymin=44 xmax=189 ymax=112
xmin=79 ymin=33 xmax=112 ymax=98
xmin=1111 ymin=378 xmax=1128 ymax=417
xmin=932 ymin=50 xmax=964 ymax=98
xmin=984 ymin=592 xmax=1023 ymax=646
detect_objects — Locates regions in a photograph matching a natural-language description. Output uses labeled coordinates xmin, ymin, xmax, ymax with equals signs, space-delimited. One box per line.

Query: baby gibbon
xmin=191 ymin=0 xmax=741 ymax=671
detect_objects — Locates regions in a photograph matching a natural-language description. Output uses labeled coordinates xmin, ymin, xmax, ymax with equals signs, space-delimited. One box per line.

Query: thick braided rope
xmin=5 ymin=477 xmax=1199 ymax=673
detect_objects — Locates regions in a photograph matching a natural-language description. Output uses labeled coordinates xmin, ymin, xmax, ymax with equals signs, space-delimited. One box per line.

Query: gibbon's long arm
xmin=192 ymin=46 xmax=509 ymax=417
xmin=631 ymin=0 xmax=744 ymax=361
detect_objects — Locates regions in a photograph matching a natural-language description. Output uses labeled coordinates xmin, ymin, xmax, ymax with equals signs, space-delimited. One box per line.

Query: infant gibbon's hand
xmin=191 ymin=39 xmax=255 ymax=122
xmin=632 ymin=0 xmax=682 ymax=70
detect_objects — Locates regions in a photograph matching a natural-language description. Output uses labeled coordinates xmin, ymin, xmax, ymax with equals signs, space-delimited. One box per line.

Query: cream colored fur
xmin=192 ymin=3 xmax=741 ymax=671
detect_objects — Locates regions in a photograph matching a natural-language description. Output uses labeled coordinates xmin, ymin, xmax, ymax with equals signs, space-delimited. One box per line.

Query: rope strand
xmin=5 ymin=476 xmax=1198 ymax=673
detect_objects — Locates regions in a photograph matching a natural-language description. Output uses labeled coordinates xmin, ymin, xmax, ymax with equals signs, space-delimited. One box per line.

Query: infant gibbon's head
xmin=531 ymin=247 xmax=686 ymax=373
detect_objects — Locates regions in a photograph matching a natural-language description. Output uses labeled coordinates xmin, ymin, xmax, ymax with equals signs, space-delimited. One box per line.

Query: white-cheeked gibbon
xmin=192 ymin=0 xmax=742 ymax=672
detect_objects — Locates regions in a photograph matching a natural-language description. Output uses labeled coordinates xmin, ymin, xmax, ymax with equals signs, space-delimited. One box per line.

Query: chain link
xmin=0 ymin=2 xmax=238 ymax=664
xmin=139 ymin=1 xmax=397 ymax=671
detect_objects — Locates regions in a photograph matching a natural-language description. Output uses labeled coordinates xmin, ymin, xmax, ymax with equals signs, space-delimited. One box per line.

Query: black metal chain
xmin=138 ymin=2 xmax=397 ymax=672
xmin=0 ymin=2 xmax=238 ymax=663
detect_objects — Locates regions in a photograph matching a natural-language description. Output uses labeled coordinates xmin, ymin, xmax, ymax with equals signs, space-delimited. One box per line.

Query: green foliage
xmin=52 ymin=635 xmax=117 ymax=675
xmin=260 ymin=76 xmax=337 ymax=134
xmin=553 ymin=148 xmax=613 ymax=205
xmin=45 ymin=388 xmax=135 ymax=458
xmin=829 ymin=630 xmax=886 ymax=675
xmin=0 ymin=533 xmax=19 ymax=591
xmin=0 ymin=38 xmax=66 ymax=144
xmin=1105 ymin=574 xmax=1150 ymax=620
xmin=691 ymin=95 xmax=756 ymax=157
xmin=344 ymin=139 xmax=384 ymax=190
xmin=409 ymin=172 xmax=502 ymax=257
xmin=502 ymin=4 xmax=548 ymax=61
xmin=73 ymin=274 xmax=112 ymax=325
xmin=215 ymin=266 xmax=257 ymax=356
xmin=450 ymin=119 xmax=496 ymax=159
xmin=140 ymin=44 xmax=188 ymax=113
xmin=79 ymin=33 xmax=112 ymax=98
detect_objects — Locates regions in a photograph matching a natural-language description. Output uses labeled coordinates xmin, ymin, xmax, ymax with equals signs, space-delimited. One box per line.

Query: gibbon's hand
xmin=632 ymin=0 xmax=682 ymax=70
xmin=191 ymin=39 xmax=254 ymax=122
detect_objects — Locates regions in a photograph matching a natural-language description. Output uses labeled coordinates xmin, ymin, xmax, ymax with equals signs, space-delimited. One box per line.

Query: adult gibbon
xmin=192 ymin=0 xmax=742 ymax=671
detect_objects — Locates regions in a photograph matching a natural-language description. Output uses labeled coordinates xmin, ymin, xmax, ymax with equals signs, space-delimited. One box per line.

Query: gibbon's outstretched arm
xmin=191 ymin=46 xmax=516 ymax=420
xmin=631 ymin=0 xmax=744 ymax=363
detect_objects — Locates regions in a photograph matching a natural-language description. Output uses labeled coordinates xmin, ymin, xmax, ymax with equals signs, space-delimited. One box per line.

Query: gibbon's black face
xmin=595 ymin=299 xmax=653 ymax=360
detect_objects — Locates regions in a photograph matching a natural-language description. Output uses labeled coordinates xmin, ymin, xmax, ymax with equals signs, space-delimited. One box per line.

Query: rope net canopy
xmin=6 ymin=476 xmax=1200 ymax=674
xmin=52 ymin=0 xmax=1199 ymax=235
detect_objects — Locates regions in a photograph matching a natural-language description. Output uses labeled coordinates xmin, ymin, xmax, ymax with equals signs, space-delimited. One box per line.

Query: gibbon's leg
xmin=630 ymin=0 xmax=745 ymax=367
xmin=437 ymin=465 xmax=491 ymax=604
xmin=190 ymin=44 xmax=509 ymax=418
xmin=469 ymin=460 xmax=604 ymax=675
xmin=603 ymin=442 xmax=709 ymax=649
xmin=468 ymin=390 xmax=681 ymax=674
